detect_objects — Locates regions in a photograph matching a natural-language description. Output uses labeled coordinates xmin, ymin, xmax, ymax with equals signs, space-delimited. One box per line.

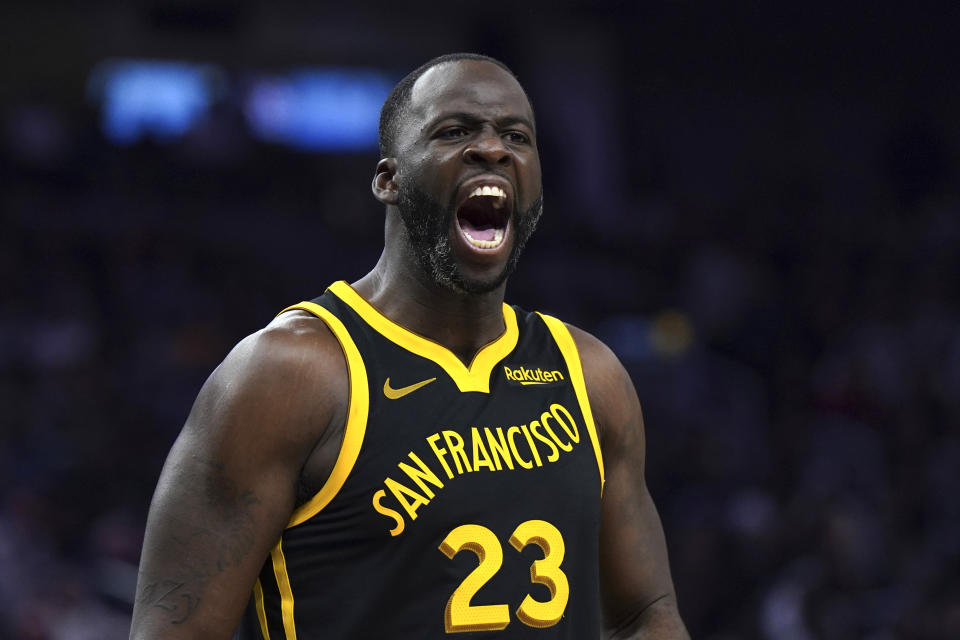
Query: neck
xmin=352 ymin=220 xmax=508 ymax=365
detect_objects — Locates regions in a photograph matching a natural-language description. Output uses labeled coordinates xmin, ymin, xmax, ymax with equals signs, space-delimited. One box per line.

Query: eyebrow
xmin=429 ymin=111 xmax=536 ymax=132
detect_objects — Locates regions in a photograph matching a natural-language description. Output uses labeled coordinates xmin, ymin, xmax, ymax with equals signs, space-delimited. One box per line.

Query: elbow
xmin=606 ymin=592 xmax=689 ymax=640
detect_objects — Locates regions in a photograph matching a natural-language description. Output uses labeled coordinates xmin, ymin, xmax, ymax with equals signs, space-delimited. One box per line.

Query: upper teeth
xmin=469 ymin=185 xmax=507 ymax=208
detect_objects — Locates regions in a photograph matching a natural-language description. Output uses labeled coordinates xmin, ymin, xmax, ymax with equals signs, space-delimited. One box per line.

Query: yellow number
xmin=439 ymin=520 xmax=569 ymax=633
xmin=509 ymin=519 xmax=569 ymax=628
xmin=438 ymin=524 xmax=511 ymax=633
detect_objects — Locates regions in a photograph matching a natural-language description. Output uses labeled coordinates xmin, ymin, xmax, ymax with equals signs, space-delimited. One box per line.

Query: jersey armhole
xmin=278 ymin=301 xmax=370 ymax=528
xmin=536 ymin=312 xmax=605 ymax=495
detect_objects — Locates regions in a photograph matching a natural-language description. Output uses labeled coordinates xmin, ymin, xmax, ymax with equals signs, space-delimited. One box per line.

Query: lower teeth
xmin=465 ymin=227 xmax=504 ymax=249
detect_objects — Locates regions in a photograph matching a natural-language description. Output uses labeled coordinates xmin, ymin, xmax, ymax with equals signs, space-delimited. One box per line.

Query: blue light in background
xmin=243 ymin=69 xmax=393 ymax=152
xmin=86 ymin=59 xmax=392 ymax=153
xmin=87 ymin=60 xmax=219 ymax=145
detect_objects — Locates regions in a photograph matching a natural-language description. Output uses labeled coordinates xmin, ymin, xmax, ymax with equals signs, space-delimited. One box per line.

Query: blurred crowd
xmin=2 ymin=53 xmax=959 ymax=640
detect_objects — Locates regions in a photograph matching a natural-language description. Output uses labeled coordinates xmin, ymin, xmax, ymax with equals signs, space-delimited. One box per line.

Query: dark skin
xmin=130 ymin=59 xmax=688 ymax=639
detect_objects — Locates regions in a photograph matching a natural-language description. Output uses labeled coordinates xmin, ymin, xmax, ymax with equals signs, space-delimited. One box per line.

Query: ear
xmin=372 ymin=158 xmax=399 ymax=205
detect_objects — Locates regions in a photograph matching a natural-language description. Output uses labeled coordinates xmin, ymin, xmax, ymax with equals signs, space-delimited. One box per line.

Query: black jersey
xmin=240 ymin=281 xmax=605 ymax=639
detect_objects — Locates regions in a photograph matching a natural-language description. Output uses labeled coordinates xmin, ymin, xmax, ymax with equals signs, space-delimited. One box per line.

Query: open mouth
xmin=455 ymin=185 xmax=510 ymax=250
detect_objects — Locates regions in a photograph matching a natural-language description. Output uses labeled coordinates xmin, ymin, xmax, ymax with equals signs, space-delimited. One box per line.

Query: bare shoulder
xmin=181 ymin=311 xmax=348 ymax=476
xmin=562 ymin=322 xmax=624 ymax=383
xmin=562 ymin=322 xmax=639 ymax=447
xmin=216 ymin=309 xmax=346 ymax=408
xmin=234 ymin=308 xmax=347 ymax=378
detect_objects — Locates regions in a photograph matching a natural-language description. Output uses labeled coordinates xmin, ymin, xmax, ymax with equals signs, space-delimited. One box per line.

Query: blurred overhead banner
xmin=243 ymin=69 xmax=392 ymax=152
xmin=86 ymin=59 xmax=392 ymax=153
xmin=87 ymin=59 xmax=223 ymax=145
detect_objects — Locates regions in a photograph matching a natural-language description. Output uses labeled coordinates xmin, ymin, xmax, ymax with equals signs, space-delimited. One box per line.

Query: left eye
xmin=504 ymin=131 xmax=529 ymax=144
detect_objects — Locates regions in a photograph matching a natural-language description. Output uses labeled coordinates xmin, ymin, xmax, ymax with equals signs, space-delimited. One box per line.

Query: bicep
xmin=132 ymin=430 xmax=295 ymax=637
xmin=131 ymin=326 xmax=342 ymax=638
xmin=570 ymin=327 xmax=678 ymax=630
xmin=598 ymin=419 xmax=675 ymax=629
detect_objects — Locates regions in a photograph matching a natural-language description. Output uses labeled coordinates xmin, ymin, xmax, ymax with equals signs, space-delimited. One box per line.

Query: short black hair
xmin=378 ymin=53 xmax=523 ymax=158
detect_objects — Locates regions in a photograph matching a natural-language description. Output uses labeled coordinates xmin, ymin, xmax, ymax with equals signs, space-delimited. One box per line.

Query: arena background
xmin=2 ymin=2 xmax=959 ymax=638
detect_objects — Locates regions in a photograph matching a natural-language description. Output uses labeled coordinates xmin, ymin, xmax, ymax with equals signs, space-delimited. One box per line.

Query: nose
xmin=462 ymin=129 xmax=511 ymax=166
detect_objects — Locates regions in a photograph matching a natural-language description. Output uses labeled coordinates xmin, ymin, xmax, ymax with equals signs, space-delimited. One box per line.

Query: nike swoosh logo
xmin=383 ymin=376 xmax=437 ymax=399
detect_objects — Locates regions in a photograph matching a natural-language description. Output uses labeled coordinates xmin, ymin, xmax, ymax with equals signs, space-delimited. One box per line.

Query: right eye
xmin=438 ymin=126 xmax=468 ymax=139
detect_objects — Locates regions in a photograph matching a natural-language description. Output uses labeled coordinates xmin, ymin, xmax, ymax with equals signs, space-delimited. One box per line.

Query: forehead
xmin=405 ymin=60 xmax=534 ymax=132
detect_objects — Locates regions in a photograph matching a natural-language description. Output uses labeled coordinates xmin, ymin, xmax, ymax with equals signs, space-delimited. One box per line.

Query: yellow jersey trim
xmin=537 ymin=313 xmax=605 ymax=494
xmin=253 ymin=578 xmax=271 ymax=640
xmin=328 ymin=280 xmax=518 ymax=393
xmin=277 ymin=301 xmax=370 ymax=528
xmin=270 ymin=540 xmax=297 ymax=640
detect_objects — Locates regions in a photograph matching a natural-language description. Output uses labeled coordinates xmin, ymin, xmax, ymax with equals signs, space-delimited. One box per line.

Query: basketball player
xmin=130 ymin=53 xmax=689 ymax=639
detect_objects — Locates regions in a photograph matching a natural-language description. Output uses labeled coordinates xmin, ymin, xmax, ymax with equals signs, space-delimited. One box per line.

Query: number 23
xmin=438 ymin=519 xmax=569 ymax=633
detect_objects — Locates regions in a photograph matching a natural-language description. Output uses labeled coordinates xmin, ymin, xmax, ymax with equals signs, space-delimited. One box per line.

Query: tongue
xmin=460 ymin=218 xmax=498 ymax=242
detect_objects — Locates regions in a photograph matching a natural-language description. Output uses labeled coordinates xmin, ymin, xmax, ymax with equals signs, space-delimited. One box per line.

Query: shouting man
xmin=131 ymin=53 xmax=689 ymax=639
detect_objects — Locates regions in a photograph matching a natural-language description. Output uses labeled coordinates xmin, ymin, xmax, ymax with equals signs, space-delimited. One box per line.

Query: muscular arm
xmin=130 ymin=312 xmax=347 ymax=639
xmin=570 ymin=326 xmax=690 ymax=640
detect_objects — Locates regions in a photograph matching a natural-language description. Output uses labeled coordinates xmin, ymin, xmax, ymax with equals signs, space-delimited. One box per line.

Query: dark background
xmin=2 ymin=2 xmax=959 ymax=638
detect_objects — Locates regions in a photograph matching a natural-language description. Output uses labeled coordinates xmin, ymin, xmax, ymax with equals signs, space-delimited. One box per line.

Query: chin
xmin=421 ymin=251 xmax=507 ymax=296
xmin=447 ymin=259 xmax=517 ymax=295
xmin=448 ymin=275 xmax=507 ymax=296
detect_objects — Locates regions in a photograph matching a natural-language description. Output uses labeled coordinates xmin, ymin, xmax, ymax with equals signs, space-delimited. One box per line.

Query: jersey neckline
xmin=328 ymin=280 xmax=518 ymax=393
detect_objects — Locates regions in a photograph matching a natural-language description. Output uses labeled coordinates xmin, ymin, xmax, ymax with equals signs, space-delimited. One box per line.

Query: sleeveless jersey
xmin=240 ymin=281 xmax=605 ymax=639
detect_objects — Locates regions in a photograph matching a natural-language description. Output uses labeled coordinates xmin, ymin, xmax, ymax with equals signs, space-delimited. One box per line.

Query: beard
xmin=396 ymin=180 xmax=543 ymax=295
